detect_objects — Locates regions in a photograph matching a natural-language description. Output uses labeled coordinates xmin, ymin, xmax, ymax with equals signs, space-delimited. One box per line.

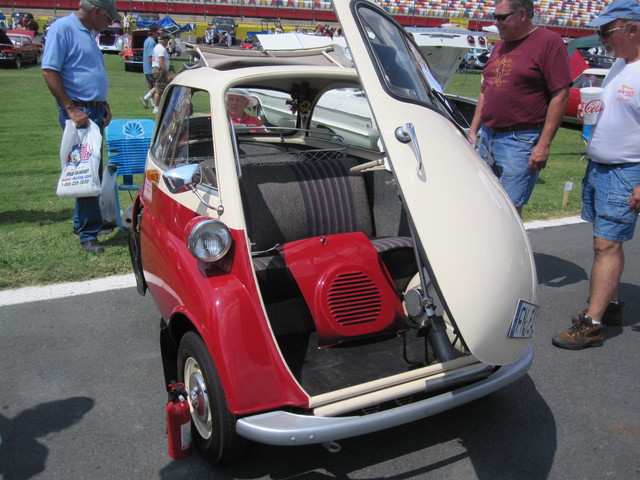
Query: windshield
xmin=355 ymin=5 xmax=437 ymax=110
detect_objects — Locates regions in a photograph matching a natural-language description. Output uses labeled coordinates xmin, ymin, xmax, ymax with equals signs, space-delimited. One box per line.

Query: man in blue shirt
xmin=139 ymin=24 xmax=159 ymax=108
xmin=42 ymin=0 xmax=121 ymax=254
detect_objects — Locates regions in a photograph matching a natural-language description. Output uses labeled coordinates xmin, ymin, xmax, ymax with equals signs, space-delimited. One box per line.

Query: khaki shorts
xmin=152 ymin=67 xmax=169 ymax=96
xmin=145 ymin=73 xmax=155 ymax=91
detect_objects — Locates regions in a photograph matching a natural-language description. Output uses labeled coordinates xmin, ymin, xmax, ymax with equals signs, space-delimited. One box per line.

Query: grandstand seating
xmin=378 ymin=0 xmax=607 ymax=27
xmin=170 ymin=0 xmax=608 ymax=28
xmin=24 ymin=0 xmax=610 ymax=31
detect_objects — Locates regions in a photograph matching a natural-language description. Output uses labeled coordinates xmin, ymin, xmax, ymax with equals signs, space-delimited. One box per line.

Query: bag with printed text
xmin=56 ymin=119 xmax=102 ymax=198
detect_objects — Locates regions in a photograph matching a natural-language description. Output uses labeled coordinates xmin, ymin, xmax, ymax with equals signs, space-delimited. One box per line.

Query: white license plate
xmin=508 ymin=300 xmax=539 ymax=338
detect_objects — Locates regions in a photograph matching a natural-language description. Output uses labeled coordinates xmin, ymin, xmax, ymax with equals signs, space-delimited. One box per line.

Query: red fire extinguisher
xmin=166 ymin=381 xmax=192 ymax=460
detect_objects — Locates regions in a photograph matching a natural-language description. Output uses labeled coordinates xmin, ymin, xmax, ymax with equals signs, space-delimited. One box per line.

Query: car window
xmin=310 ymin=88 xmax=380 ymax=149
xmin=356 ymin=6 xmax=435 ymax=108
xmin=151 ymin=86 xmax=218 ymax=188
xmin=248 ymin=88 xmax=296 ymax=131
xmin=574 ymin=74 xmax=604 ymax=89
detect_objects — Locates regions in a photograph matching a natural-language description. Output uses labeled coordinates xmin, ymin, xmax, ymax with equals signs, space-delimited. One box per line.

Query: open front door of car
xmin=334 ymin=0 xmax=538 ymax=365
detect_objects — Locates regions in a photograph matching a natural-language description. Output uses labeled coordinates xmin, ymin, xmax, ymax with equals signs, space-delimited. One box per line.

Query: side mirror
xmin=162 ymin=163 xmax=201 ymax=194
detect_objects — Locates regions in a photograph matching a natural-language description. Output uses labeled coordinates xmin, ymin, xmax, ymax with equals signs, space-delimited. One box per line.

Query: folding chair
xmin=104 ymin=119 xmax=155 ymax=231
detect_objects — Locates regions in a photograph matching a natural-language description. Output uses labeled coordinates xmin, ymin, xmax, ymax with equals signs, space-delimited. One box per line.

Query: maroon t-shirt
xmin=480 ymin=28 xmax=572 ymax=128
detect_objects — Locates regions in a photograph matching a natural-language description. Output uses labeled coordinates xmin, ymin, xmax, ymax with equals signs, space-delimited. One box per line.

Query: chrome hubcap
xmin=184 ymin=357 xmax=212 ymax=439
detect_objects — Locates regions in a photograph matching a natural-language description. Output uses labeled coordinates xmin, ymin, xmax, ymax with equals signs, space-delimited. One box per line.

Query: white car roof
xmin=189 ymin=44 xmax=353 ymax=70
xmin=581 ymin=68 xmax=609 ymax=76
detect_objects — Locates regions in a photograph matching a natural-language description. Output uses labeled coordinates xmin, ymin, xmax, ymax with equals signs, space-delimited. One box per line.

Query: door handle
xmin=395 ymin=123 xmax=424 ymax=175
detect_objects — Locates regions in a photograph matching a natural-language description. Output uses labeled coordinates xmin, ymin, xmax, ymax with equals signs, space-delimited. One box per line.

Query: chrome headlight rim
xmin=187 ymin=218 xmax=232 ymax=263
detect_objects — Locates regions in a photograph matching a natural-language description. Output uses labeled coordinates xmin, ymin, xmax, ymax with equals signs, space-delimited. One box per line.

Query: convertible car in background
xmin=131 ymin=0 xmax=537 ymax=465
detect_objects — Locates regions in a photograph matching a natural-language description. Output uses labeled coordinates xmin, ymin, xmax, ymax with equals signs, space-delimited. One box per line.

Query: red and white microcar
xmin=129 ymin=0 xmax=538 ymax=464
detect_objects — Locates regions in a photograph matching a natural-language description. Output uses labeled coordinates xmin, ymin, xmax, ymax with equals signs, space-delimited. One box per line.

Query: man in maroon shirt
xmin=469 ymin=0 xmax=571 ymax=217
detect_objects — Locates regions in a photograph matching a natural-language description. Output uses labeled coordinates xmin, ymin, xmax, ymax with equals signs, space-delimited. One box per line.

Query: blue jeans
xmin=478 ymin=125 xmax=542 ymax=208
xmin=582 ymin=161 xmax=640 ymax=242
xmin=58 ymin=105 xmax=105 ymax=242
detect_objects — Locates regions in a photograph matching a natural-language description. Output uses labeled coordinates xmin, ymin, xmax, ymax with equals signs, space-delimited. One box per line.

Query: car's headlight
xmin=186 ymin=218 xmax=232 ymax=262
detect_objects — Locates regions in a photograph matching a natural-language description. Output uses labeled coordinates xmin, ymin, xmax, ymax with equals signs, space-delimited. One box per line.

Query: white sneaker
xmin=152 ymin=107 xmax=158 ymax=114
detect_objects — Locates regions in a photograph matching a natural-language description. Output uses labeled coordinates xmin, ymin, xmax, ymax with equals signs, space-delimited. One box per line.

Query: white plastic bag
xmin=99 ymin=163 xmax=118 ymax=227
xmin=56 ymin=119 xmax=102 ymax=198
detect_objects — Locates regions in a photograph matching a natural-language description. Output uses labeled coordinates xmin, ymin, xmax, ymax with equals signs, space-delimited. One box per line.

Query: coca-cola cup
xmin=580 ymin=87 xmax=604 ymax=125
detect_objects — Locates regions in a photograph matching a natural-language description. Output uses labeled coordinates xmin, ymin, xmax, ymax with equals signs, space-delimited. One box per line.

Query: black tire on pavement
xmin=177 ymin=331 xmax=247 ymax=465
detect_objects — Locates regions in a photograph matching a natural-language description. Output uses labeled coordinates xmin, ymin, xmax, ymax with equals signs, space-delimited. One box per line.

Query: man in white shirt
xmin=553 ymin=0 xmax=640 ymax=349
xmin=151 ymin=34 xmax=171 ymax=113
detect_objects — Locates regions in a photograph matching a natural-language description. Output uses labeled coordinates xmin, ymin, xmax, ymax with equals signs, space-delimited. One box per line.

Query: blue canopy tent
xmin=153 ymin=16 xmax=196 ymax=35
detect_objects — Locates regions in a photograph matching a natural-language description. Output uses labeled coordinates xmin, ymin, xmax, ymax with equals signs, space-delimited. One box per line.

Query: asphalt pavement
xmin=0 ymin=221 xmax=638 ymax=480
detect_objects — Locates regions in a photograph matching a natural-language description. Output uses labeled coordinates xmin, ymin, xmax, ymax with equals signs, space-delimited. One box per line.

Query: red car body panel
xmin=0 ymin=32 xmax=42 ymax=65
xmin=139 ymin=178 xmax=309 ymax=414
xmin=281 ymin=232 xmax=406 ymax=347
xmin=564 ymin=68 xmax=608 ymax=123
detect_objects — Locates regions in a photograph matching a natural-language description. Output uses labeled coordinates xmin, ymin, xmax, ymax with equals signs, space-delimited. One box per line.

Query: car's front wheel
xmin=177 ymin=331 xmax=247 ymax=464
xmin=14 ymin=56 xmax=21 ymax=69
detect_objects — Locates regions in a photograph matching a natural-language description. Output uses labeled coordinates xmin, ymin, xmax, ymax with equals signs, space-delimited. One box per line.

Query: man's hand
xmin=529 ymin=143 xmax=550 ymax=171
xmin=68 ymin=107 xmax=90 ymax=128
xmin=629 ymin=185 xmax=640 ymax=213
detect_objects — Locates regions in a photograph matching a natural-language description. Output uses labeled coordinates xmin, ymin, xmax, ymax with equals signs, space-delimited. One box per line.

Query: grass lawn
xmin=0 ymin=57 xmax=587 ymax=290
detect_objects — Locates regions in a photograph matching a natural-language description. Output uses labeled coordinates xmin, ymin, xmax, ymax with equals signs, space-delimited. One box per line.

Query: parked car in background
xmin=211 ymin=16 xmax=236 ymax=45
xmin=97 ymin=23 xmax=126 ymax=53
xmin=0 ymin=30 xmax=42 ymax=68
xmin=579 ymin=50 xmax=615 ymax=69
xmin=123 ymin=28 xmax=148 ymax=71
xmin=461 ymin=48 xmax=490 ymax=71
xmin=564 ymin=67 xmax=608 ymax=124
xmin=131 ymin=0 xmax=537 ymax=465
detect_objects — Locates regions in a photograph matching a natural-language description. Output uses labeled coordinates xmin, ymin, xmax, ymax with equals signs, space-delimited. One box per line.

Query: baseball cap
xmin=149 ymin=24 xmax=160 ymax=32
xmin=86 ymin=0 xmax=123 ymax=22
xmin=587 ymin=0 xmax=640 ymax=27
xmin=159 ymin=33 xmax=172 ymax=40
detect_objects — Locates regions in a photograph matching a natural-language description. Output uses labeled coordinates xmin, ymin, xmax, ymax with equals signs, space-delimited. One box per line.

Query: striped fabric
xmin=370 ymin=236 xmax=413 ymax=253
xmin=240 ymin=156 xmax=372 ymax=252
xmin=241 ymin=155 xmax=415 ymax=292
xmin=290 ymin=159 xmax=362 ymax=238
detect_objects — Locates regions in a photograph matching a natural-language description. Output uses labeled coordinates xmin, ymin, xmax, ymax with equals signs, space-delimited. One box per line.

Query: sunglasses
xmin=100 ymin=9 xmax=115 ymax=23
xmin=491 ymin=11 xmax=515 ymax=22
xmin=596 ymin=23 xmax=630 ymax=38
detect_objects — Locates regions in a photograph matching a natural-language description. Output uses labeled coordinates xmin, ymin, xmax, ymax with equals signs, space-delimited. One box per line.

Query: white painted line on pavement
xmin=524 ymin=215 xmax=585 ymax=231
xmin=0 ymin=216 xmax=586 ymax=307
xmin=0 ymin=274 xmax=136 ymax=307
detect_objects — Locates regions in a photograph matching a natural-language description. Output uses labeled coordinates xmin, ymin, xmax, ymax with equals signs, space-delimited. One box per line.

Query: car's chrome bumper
xmin=236 ymin=344 xmax=533 ymax=446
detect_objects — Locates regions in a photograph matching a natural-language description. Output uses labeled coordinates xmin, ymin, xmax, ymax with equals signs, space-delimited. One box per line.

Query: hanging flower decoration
xmin=286 ymin=81 xmax=318 ymax=115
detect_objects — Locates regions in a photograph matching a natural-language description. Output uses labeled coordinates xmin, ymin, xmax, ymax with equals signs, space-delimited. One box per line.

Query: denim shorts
xmin=478 ymin=125 xmax=541 ymax=207
xmin=582 ymin=161 xmax=640 ymax=242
